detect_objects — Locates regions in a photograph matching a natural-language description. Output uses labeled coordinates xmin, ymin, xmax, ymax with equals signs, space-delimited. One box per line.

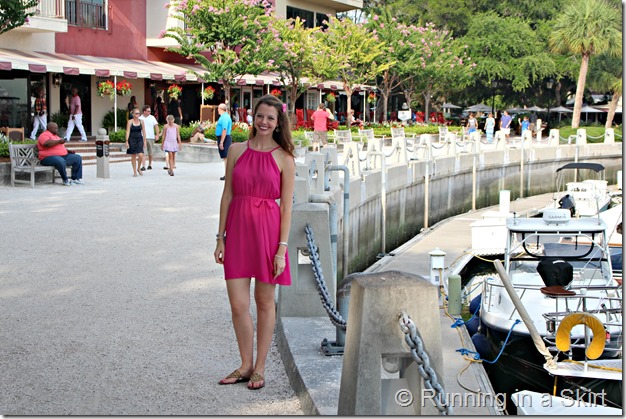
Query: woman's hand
xmin=273 ymin=254 xmax=286 ymax=279
xmin=214 ymin=239 xmax=225 ymax=264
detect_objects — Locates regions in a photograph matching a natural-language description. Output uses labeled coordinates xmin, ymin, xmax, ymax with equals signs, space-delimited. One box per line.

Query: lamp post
xmin=546 ymin=78 xmax=554 ymax=124
xmin=491 ymin=80 xmax=499 ymax=114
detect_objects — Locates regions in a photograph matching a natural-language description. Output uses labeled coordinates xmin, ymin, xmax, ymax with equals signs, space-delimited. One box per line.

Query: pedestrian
xmin=30 ymin=88 xmax=47 ymax=140
xmin=311 ymin=103 xmax=332 ymax=151
xmin=37 ymin=122 xmax=84 ymax=186
xmin=65 ymin=87 xmax=88 ymax=142
xmin=160 ymin=114 xmax=182 ymax=176
xmin=125 ymin=107 xmax=147 ymax=177
xmin=216 ymin=103 xmax=232 ymax=181
xmin=168 ymin=97 xmax=182 ymax=125
xmin=246 ymin=109 xmax=253 ymax=126
xmin=500 ymin=110 xmax=512 ymax=140
xmin=520 ymin=115 xmax=530 ymax=132
xmin=139 ymin=105 xmax=160 ymax=171
xmin=214 ymin=94 xmax=296 ymax=390
xmin=154 ymin=96 xmax=167 ymax=125
xmin=466 ymin=112 xmax=478 ymax=136
xmin=127 ymin=96 xmax=138 ymax=120
xmin=485 ymin=112 xmax=496 ymax=143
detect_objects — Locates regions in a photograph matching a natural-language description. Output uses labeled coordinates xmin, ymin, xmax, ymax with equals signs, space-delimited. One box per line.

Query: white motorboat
xmin=466 ymin=208 xmax=622 ymax=413
xmin=544 ymin=162 xmax=612 ymax=217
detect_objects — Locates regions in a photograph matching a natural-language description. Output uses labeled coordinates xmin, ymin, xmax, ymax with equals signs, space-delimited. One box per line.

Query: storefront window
xmin=0 ymin=78 xmax=28 ymax=128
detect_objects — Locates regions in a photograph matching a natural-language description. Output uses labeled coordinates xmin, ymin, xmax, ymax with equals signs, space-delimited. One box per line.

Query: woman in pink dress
xmin=214 ymin=95 xmax=295 ymax=390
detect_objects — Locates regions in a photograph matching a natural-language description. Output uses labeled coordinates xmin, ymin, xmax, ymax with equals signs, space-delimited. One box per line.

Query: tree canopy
xmin=0 ymin=0 xmax=37 ymax=35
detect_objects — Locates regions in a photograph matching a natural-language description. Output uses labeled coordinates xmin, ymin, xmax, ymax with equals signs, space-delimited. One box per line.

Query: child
xmin=160 ymin=115 xmax=182 ymax=176
xmin=519 ymin=115 xmax=530 ymax=135
xmin=246 ymin=109 xmax=253 ymax=126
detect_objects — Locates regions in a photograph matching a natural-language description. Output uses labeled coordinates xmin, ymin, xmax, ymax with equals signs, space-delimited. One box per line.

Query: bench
xmin=9 ymin=143 xmax=56 ymax=187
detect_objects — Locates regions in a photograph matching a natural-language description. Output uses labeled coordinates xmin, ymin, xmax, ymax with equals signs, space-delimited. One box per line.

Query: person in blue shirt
xmin=519 ymin=115 xmax=530 ymax=136
xmin=216 ymin=103 xmax=233 ymax=180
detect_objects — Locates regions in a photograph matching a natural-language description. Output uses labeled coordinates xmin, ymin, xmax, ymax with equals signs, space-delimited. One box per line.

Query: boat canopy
xmin=556 ymin=162 xmax=606 ymax=172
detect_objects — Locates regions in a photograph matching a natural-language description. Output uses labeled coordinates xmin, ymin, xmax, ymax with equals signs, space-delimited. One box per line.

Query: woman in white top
xmin=485 ymin=112 xmax=496 ymax=143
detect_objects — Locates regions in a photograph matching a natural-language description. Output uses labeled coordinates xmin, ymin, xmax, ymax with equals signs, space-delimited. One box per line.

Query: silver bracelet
xmin=274 ymin=255 xmax=286 ymax=260
xmin=278 ymin=241 xmax=288 ymax=247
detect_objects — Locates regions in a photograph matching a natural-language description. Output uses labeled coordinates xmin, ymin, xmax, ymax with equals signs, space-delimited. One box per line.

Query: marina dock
xmin=279 ymin=192 xmax=556 ymax=415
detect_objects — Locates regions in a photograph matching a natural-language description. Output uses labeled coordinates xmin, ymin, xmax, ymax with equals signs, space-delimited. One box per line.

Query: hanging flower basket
xmin=326 ymin=92 xmax=336 ymax=103
xmin=367 ymin=92 xmax=376 ymax=104
xmin=270 ymin=88 xmax=282 ymax=98
xmin=116 ymin=80 xmax=132 ymax=96
xmin=201 ymin=85 xmax=215 ymax=100
xmin=97 ymin=80 xmax=115 ymax=101
xmin=168 ymin=84 xmax=183 ymax=99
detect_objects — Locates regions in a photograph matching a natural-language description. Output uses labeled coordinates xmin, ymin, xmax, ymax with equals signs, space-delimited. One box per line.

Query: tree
xmin=462 ymin=12 xmax=555 ymax=98
xmin=319 ymin=16 xmax=390 ymax=120
xmin=0 ymin=0 xmax=37 ymax=35
xmin=549 ymin=0 xmax=621 ymax=128
xmin=587 ymin=53 xmax=622 ymax=128
xmin=268 ymin=17 xmax=327 ymax=124
xmin=405 ymin=23 xmax=474 ymax=120
xmin=163 ymin=0 xmax=276 ymax=105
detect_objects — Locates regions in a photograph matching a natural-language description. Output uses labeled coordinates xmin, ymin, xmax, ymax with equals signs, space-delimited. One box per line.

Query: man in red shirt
xmin=38 ymin=122 xmax=83 ymax=186
xmin=311 ymin=103 xmax=333 ymax=151
xmin=65 ymin=87 xmax=87 ymax=142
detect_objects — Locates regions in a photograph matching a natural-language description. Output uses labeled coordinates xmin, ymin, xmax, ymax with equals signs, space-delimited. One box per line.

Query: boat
xmin=542 ymin=162 xmax=612 ymax=217
xmin=464 ymin=208 xmax=622 ymax=414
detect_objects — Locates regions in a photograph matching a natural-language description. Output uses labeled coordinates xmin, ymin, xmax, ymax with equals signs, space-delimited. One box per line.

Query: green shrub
xmin=102 ymin=108 xmax=128 ymax=132
xmin=50 ymin=111 xmax=69 ymax=128
xmin=179 ymin=126 xmax=194 ymax=141
xmin=0 ymin=141 xmax=8 ymax=158
xmin=108 ymin=130 xmax=127 ymax=142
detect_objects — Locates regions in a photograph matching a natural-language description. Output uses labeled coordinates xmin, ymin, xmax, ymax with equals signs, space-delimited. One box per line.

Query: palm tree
xmin=587 ymin=53 xmax=622 ymax=128
xmin=549 ymin=0 xmax=621 ymax=128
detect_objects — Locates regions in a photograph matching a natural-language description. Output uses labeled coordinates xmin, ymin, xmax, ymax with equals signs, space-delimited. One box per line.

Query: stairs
xmin=64 ymin=140 xmax=129 ymax=165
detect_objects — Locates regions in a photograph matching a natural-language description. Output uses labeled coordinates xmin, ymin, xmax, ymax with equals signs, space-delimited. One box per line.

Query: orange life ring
xmin=555 ymin=312 xmax=606 ymax=360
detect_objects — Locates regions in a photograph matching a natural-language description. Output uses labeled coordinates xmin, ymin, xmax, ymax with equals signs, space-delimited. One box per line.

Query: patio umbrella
xmin=580 ymin=105 xmax=604 ymax=123
xmin=442 ymin=102 xmax=461 ymax=109
xmin=465 ymin=103 xmax=492 ymax=113
xmin=506 ymin=107 xmax=524 ymax=113
xmin=526 ymin=105 xmax=547 ymax=112
xmin=549 ymin=105 xmax=573 ymax=122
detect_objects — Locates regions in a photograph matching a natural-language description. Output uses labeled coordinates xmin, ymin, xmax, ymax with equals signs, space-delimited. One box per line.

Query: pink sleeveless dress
xmin=224 ymin=142 xmax=291 ymax=285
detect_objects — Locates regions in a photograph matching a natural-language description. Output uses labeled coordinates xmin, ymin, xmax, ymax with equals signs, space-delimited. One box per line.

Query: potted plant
xmin=50 ymin=111 xmax=69 ymax=137
xmin=97 ymin=80 xmax=115 ymax=100
xmin=168 ymin=84 xmax=183 ymax=99
xmin=326 ymin=92 xmax=336 ymax=103
xmin=367 ymin=92 xmax=376 ymax=104
xmin=201 ymin=86 xmax=215 ymax=101
xmin=270 ymin=88 xmax=282 ymax=98
xmin=116 ymin=79 xmax=132 ymax=96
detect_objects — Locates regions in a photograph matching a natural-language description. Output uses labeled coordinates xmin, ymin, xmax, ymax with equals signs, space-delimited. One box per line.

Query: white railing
xmin=27 ymin=0 xmax=65 ymax=18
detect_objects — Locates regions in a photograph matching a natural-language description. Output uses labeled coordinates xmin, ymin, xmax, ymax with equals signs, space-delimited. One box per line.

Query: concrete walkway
xmin=0 ymin=161 xmax=303 ymax=415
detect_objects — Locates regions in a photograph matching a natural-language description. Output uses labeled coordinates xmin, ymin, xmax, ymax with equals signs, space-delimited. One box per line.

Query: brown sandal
xmin=247 ymin=372 xmax=265 ymax=390
xmin=218 ymin=370 xmax=250 ymax=385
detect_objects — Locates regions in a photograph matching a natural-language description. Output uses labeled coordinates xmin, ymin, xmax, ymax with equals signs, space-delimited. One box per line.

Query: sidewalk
xmin=0 ymin=162 xmax=303 ymax=415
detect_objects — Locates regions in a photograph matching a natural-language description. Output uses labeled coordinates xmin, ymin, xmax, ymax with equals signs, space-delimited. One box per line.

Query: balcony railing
xmin=26 ymin=0 xmax=65 ymax=18
xmin=65 ymin=0 xmax=107 ymax=29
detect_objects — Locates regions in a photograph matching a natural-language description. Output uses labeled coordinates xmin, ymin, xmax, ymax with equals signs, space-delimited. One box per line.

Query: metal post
xmin=424 ymin=159 xmax=430 ymax=229
xmin=472 ymin=153 xmax=477 ymax=210
xmin=381 ymin=153 xmax=387 ymax=255
xmin=113 ymin=75 xmax=118 ymax=132
xmin=520 ymin=140 xmax=524 ymax=199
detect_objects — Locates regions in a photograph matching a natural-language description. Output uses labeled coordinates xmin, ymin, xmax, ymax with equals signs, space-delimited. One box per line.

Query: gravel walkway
xmin=0 ymin=161 xmax=303 ymax=415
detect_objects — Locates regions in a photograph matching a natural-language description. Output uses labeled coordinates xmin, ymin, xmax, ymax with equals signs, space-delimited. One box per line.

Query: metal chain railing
xmin=305 ymin=224 xmax=347 ymax=331
xmin=398 ymin=312 xmax=452 ymax=415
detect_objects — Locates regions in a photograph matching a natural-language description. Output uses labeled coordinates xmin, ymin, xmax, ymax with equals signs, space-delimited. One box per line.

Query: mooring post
xmin=338 ymin=271 xmax=443 ymax=415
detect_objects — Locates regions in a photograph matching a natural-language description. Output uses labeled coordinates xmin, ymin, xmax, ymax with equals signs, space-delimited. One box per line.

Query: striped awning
xmin=0 ymin=48 xmax=284 ymax=85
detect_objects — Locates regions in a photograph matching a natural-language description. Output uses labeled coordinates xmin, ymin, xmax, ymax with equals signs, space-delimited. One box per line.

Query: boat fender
xmin=469 ymin=295 xmax=481 ymax=315
xmin=466 ymin=316 xmax=480 ymax=336
xmin=471 ymin=333 xmax=492 ymax=359
xmin=555 ymin=312 xmax=606 ymax=359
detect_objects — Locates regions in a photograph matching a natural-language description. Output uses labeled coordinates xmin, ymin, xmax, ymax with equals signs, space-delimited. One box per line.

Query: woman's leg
xmin=221 ymin=278 xmax=254 ymax=382
xmin=137 ymin=153 xmax=144 ymax=175
xmin=130 ymin=154 xmax=137 ymax=176
xmin=251 ymin=280 xmax=277 ymax=388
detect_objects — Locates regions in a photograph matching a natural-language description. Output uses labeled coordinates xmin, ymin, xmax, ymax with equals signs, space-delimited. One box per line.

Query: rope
xmin=561 ymin=359 xmax=622 ymax=372
xmin=586 ymin=134 xmax=604 ymax=140
xmin=456 ymin=319 xmax=521 ymax=364
xmin=304 ymin=224 xmax=347 ymax=331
